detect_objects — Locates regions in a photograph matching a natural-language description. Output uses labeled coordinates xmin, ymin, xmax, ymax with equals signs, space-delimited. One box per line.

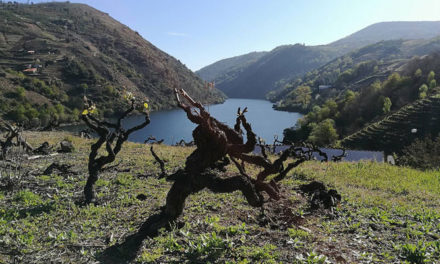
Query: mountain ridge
xmin=196 ymin=51 xmax=267 ymax=82
xmin=329 ymin=21 xmax=440 ymax=49
xmin=271 ymin=36 xmax=440 ymax=111
xmin=0 ymin=2 xmax=225 ymax=126
xmin=197 ymin=21 xmax=440 ymax=99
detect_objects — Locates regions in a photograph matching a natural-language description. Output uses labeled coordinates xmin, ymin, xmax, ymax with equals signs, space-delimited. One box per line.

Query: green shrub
xmin=307 ymin=119 xmax=338 ymax=146
xmin=16 ymin=86 xmax=26 ymax=99
xmin=399 ymin=134 xmax=440 ymax=170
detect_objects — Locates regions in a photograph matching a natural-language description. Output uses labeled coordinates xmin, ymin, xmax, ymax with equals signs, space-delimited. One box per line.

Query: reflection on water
xmin=68 ymin=99 xmax=302 ymax=145
xmin=125 ymin=99 xmax=301 ymax=145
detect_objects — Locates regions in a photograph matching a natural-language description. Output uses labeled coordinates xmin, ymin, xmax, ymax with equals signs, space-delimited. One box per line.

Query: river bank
xmin=62 ymin=99 xmax=302 ymax=145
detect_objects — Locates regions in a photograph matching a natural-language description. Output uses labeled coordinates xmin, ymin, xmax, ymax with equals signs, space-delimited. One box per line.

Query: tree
xmin=338 ymin=69 xmax=354 ymax=84
xmin=370 ymin=80 xmax=382 ymax=92
xmin=283 ymin=123 xmax=313 ymax=144
xmin=16 ymin=86 xmax=25 ymax=100
xmin=344 ymin=90 xmax=356 ymax=103
xmin=307 ymin=119 xmax=338 ymax=146
xmin=399 ymin=134 xmax=440 ymax=170
xmin=324 ymin=99 xmax=338 ymax=114
xmin=419 ymin=84 xmax=428 ymax=99
xmin=383 ymin=73 xmax=401 ymax=91
xmin=24 ymin=105 xmax=38 ymax=120
xmin=81 ymin=96 xmax=150 ymax=203
xmin=292 ymin=85 xmax=312 ymax=109
xmin=414 ymin=68 xmax=422 ymax=78
xmin=381 ymin=96 xmax=392 ymax=114
xmin=105 ymin=85 xmax=115 ymax=95
xmin=8 ymin=104 xmax=26 ymax=123
xmin=429 ymin=79 xmax=437 ymax=90
xmin=427 ymin=70 xmax=435 ymax=83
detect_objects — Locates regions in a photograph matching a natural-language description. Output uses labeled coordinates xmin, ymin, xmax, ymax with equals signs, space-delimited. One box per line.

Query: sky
xmin=24 ymin=0 xmax=440 ymax=70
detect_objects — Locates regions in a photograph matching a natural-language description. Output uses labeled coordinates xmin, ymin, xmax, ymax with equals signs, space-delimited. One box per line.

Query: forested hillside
xmin=271 ymin=37 xmax=440 ymax=111
xmin=196 ymin=51 xmax=267 ymax=83
xmin=341 ymin=94 xmax=440 ymax=152
xmin=198 ymin=21 xmax=440 ymax=100
xmin=211 ymin=44 xmax=341 ymax=99
xmin=0 ymin=2 xmax=225 ymax=127
xmin=283 ymin=52 xmax=440 ymax=152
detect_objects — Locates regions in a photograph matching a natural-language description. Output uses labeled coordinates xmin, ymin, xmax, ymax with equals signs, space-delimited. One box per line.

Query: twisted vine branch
xmin=81 ymin=98 xmax=150 ymax=204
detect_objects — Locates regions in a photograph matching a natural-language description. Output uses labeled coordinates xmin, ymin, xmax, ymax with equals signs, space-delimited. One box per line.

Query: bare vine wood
xmin=174 ymin=139 xmax=194 ymax=146
xmin=149 ymin=146 xmax=167 ymax=178
xmin=101 ymin=89 xmax=343 ymax=262
xmin=0 ymin=121 xmax=34 ymax=159
xmin=133 ymin=89 xmax=335 ymax=239
xmin=332 ymin=149 xmax=346 ymax=162
xmin=81 ymin=98 xmax=150 ymax=204
xmin=144 ymin=136 xmax=164 ymax=144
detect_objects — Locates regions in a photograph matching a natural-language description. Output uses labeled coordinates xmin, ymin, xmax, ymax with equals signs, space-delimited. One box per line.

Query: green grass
xmin=13 ymin=190 xmax=43 ymax=207
xmin=0 ymin=131 xmax=438 ymax=263
xmin=295 ymin=161 xmax=440 ymax=210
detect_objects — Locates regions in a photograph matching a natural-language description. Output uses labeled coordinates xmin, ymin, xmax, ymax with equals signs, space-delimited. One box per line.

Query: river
xmin=75 ymin=99 xmax=302 ymax=145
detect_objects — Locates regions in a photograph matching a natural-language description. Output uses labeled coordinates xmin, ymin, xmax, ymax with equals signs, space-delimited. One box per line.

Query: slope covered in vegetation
xmin=196 ymin=51 xmax=267 ymax=83
xmin=0 ymin=2 xmax=225 ymax=127
xmin=198 ymin=21 xmax=440 ymax=100
xmin=271 ymin=38 xmax=440 ymax=111
xmin=328 ymin=21 xmax=440 ymax=51
xmin=341 ymin=94 xmax=440 ymax=151
xmin=282 ymin=51 xmax=440 ymax=153
xmin=0 ymin=132 xmax=439 ymax=263
xmin=341 ymin=94 xmax=440 ymax=152
xmin=214 ymin=44 xmax=342 ymax=99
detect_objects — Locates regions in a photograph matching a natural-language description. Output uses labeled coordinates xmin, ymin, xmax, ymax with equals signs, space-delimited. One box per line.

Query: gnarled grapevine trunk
xmin=134 ymin=89 xmax=322 ymax=237
xmin=81 ymin=98 xmax=150 ymax=204
xmin=0 ymin=121 xmax=33 ymax=159
xmin=99 ymin=89 xmax=343 ymax=263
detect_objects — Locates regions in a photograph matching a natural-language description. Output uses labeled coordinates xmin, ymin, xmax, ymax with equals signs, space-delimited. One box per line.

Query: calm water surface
xmin=123 ymin=99 xmax=302 ymax=144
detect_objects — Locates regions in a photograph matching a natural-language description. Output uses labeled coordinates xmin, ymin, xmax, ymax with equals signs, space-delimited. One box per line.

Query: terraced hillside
xmin=271 ymin=38 xmax=440 ymax=111
xmin=341 ymin=94 xmax=440 ymax=152
xmin=0 ymin=2 xmax=225 ymax=126
xmin=198 ymin=21 xmax=440 ymax=100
